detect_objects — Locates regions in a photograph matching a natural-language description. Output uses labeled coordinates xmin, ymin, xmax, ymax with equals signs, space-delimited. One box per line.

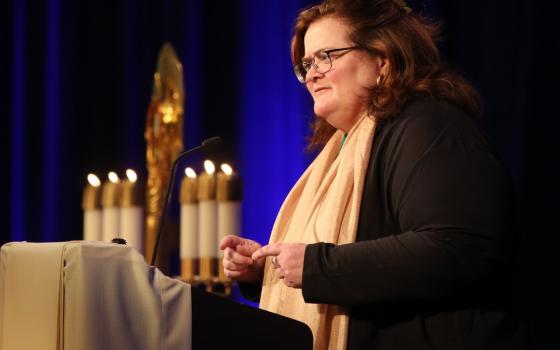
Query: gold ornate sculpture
xmin=144 ymin=43 xmax=184 ymax=271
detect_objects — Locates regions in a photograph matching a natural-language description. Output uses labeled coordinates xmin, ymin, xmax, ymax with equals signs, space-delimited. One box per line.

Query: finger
xmin=223 ymin=260 xmax=250 ymax=271
xmin=220 ymin=235 xmax=246 ymax=250
xmin=275 ymin=268 xmax=284 ymax=279
xmin=228 ymin=250 xmax=254 ymax=265
xmin=225 ymin=246 xmax=254 ymax=264
xmin=236 ymin=242 xmax=260 ymax=256
xmin=224 ymin=247 xmax=234 ymax=258
xmin=223 ymin=247 xmax=236 ymax=261
xmin=252 ymin=243 xmax=283 ymax=260
xmin=224 ymin=268 xmax=247 ymax=278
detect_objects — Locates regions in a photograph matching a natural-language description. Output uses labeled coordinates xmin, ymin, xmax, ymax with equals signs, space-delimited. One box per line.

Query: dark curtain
xmin=0 ymin=0 xmax=556 ymax=347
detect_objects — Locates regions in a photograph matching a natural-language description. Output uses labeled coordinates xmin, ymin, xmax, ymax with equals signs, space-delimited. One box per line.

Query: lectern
xmin=0 ymin=241 xmax=312 ymax=350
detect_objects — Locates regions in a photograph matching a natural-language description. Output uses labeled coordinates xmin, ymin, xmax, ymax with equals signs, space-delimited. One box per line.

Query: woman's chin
xmin=313 ymin=106 xmax=332 ymax=120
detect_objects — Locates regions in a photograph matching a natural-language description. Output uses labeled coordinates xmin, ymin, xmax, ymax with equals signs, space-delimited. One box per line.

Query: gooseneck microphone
xmin=151 ymin=136 xmax=222 ymax=266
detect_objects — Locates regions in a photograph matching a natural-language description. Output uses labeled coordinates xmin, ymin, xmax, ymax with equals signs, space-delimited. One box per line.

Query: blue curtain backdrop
xmin=0 ymin=0 xmax=556 ymax=347
xmin=0 ymin=0 xmax=317 ymax=244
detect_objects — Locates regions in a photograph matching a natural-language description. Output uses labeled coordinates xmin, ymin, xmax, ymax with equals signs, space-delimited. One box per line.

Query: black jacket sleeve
xmin=302 ymin=100 xmax=514 ymax=306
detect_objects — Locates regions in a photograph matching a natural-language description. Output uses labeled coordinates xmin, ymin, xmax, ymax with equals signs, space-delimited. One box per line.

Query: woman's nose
xmin=306 ymin=67 xmax=322 ymax=83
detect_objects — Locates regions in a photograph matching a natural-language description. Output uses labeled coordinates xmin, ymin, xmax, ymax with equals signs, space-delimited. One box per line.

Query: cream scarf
xmin=259 ymin=114 xmax=376 ymax=350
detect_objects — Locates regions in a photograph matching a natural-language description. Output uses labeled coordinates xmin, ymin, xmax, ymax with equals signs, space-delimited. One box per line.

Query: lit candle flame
xmin=185 ymin=167 xmax=197 ymax=178
xmin=126 ymin=169 xmax=137 ymax=183
xmin=87 ymin=173 xmax=101 ymax=187
xmin=203 ymin=160 xmax=215 ymax=175
xmin=221 ymin=163 xmax=233 ymax=176
xmin=108 ymin=171 xmax=120 ymax=183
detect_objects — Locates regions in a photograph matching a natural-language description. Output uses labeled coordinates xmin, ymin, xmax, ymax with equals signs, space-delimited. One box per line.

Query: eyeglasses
xmin=293 ymin=46 xmax=360 ymax=83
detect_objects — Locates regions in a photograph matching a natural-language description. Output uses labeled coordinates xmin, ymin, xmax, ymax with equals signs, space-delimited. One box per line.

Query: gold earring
xmin=376 ymin=74 xmax=384 ymax=86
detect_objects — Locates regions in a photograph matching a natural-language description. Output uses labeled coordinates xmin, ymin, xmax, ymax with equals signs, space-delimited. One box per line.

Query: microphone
xmin=150 ymin=136 xmax=222 ymax=266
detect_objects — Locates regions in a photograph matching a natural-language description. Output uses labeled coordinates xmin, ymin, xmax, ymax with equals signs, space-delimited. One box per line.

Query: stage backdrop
xmin=0 ymin=0 xmax=556 ymax=348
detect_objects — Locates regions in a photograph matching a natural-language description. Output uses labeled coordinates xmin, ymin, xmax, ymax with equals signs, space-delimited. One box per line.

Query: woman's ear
xmin=376 ymin=55 xmax=390 ymax=77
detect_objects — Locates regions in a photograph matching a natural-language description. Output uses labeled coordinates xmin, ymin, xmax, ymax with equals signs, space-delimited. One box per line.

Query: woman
xmin=221 ymin=0 xmax=526 ymax=348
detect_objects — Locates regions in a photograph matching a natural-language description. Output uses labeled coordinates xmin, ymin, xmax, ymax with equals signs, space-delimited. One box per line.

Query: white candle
xmin=82 ymin=173 xmax=102 ymax=241
xmin=198 ymin=160 xmax=217 ymax=259
xmin=180 ymin=167 xmax=198 ymax=259
xmin=119 ymin=169 xmax=144 ymax=252
xmin=101 ymin=171 xmax=121 ymax=242
xmin=217 ymin=164 xmax=243 ymax=258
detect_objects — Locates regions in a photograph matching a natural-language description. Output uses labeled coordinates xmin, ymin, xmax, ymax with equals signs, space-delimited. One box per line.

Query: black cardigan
xmin=302 ymin=98 xmax=526 ymax=349
xmin=242 ymin=98 xmax=526 ymax=349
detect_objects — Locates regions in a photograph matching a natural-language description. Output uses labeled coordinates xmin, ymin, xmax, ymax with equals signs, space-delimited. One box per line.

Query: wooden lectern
xmin=0 ymin=241 xmax=312 ymax=350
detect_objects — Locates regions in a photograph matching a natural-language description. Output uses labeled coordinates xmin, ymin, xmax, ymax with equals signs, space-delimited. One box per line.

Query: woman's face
xmin=303 ymin=17 xmax=383 ymax=132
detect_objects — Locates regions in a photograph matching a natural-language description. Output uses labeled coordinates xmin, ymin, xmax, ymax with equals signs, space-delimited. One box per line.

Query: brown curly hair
xmin=292 ymin=0 xmax=482 ymax=149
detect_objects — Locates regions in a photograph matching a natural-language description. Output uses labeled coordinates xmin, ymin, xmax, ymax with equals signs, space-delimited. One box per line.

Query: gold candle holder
xmin=197 ymin=257 xmax=218 ymax=294
xmin=181 ymin=257 xmax=199 ymax=282
xmin=199 ymin=257 xmax=217 ymax=280
xmin=212 ymin=260 xmax=233 ymax=297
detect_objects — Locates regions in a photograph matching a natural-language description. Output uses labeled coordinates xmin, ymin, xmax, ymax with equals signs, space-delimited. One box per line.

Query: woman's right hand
xmin=220 ymin=235 xmax=264 ymax=283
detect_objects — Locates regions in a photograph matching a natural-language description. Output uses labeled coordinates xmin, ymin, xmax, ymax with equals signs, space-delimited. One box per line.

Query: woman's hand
xmin=252 ymin=243 xmax=307 ymax=288
xmin=220 ymin=235 xmax=264 ymax=283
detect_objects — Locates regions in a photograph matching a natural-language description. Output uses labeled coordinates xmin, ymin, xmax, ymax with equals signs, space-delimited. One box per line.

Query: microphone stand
xmin=151 ymin=137 xmax=221 ymax=266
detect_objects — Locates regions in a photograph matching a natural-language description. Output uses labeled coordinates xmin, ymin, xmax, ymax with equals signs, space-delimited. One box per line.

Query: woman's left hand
xmin=252 ymin=243 xmax=307 ymax=288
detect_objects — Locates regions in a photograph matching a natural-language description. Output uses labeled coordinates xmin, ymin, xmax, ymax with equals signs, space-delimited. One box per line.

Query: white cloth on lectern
xmin=0 ymin=241 xmax=191 ymax=350
xmin=0 ymin=242 xmax=66 ymax=350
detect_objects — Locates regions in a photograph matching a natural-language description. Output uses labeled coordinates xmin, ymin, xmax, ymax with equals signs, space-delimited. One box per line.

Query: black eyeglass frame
xmin=293 ymin=46 xmax=361 ymax=83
